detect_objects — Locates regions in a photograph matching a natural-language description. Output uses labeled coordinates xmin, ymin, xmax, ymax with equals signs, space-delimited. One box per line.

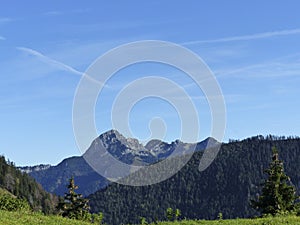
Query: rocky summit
xmin=19 ymin=130 xmax=219 ymax=196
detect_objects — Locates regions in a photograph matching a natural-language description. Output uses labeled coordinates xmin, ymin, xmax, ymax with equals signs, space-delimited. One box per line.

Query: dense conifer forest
xmin=88 ymin=136 xmax=300 ymax=224
xmin=0 ymin=155 xmax=58 ymax=214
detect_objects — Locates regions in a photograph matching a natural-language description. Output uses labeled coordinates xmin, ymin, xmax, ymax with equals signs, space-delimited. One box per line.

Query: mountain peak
xmin=84 ymin=130 xmax=222 ymax=169
xmin=100 ymin=129 xmax=123 ymax=138
xmin=21 ymin=130 xmax=223 ymax=197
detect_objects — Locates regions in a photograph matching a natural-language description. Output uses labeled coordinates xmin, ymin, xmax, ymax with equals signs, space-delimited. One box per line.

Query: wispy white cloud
xmin=167 ymin=91 xmax=242 ymax=104
xmin=0 ymin=36 xmax=5 ymax=40
xmin=17 ymin=47 xmax=83 ymax=76
xmin=213 ymin=52 xmax=300 ymax=80
xmin=183 ymin=28 xmax=300 ymax=45
xmin=216 ymin=60 xmax=300 ymax=79
xmin=16 ymin=47 xmax=108 ymax=86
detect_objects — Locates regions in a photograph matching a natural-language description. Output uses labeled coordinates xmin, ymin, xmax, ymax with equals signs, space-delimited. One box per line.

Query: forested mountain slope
xmin=0 ymin=155 xmax=57 ymax=214
xmin=88 ymin=136 xmax=300 ymax=224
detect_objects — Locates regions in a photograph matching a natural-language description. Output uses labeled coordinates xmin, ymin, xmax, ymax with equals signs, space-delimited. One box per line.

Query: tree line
xmin=56 ymin=142 xmax=300 ymax=224
xmin=1 ymin=135 xmax=300 ymax=224
xmin=0 ymin=155 xmax=57 ymax=214
xmin=87 ymin=136 xmax=300 ymax=224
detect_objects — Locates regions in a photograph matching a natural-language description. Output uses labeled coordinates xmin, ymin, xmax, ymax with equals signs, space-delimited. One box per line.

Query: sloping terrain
xmin=0 ymin=155 xmax=57 ymax=214
xmin=88 ymin=136 xmax=300 ymax=224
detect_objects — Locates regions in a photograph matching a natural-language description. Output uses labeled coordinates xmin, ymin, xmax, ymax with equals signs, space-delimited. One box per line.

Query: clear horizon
xmin=1 ymin=1 xmax=300 ymax=166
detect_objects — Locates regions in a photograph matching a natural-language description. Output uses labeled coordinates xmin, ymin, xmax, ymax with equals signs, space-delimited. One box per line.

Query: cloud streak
xmin=16 ymin=47 xmax=108 ymax=86
xmin=216 ymin=60 xmax=300 ymax=79
xmin=183 ymin=28 xmax=300 ymax=45
xmin=17 ymin=47 xmax=83 ymax=76
xmin=0 ymin=36 xmax=5 ymax=40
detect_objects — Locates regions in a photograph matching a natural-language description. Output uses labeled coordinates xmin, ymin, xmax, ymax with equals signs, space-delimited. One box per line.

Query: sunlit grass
xmin=1 ymin=210 xmax=300 ymax=225
xmin=0 ymin=210 xmax=91 ymax=225
xmin=155 ymin=216 xmax=300 ymax=225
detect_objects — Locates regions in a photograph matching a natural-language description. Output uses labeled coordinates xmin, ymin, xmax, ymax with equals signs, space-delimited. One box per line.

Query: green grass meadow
xmin=1 ymin=210 xmax=300 ymax=225
xmin=156 ymin=216 xmax=300 ymax=225
xmin=0 ymin=210 xmax=91 ymax=225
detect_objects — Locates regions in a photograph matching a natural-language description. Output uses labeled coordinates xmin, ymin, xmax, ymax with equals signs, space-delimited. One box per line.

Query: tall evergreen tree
xmin=57 ymin=177 xmax=90 ymax=220
xmin=251 ymin=147 xmax=298 ymax=215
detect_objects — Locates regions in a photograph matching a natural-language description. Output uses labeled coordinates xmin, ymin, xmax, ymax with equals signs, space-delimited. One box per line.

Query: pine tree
xmin=57 ymin=177 xmax=90 ymax=220
xmin=251 ymin=147 xmax=298 ymax=215
xmin=166 ymin=207 xmax=173 ymax=221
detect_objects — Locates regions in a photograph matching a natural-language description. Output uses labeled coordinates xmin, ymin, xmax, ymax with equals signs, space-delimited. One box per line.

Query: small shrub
xmin=92 ymin=212 xmax=104 ymax=224
xmin=139 ymin=216 xmax=148 ymax=225
xmin=166 ymin=207 xmax=181 ymax=221
xmin=166 ymin=207 xmax=173 ymax=221
xmin=0 ymin=194 xmax=30 ymax=211
xmin=174 ymin=208 xmax=181 ymax=220
xmin=217 ymin=212 xmax=223 ymax=220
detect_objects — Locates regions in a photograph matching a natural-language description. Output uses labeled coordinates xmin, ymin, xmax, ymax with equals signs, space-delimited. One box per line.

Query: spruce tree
xmin=57 ymin=177 xmax=90 ymax=220
xmin=251 ymin=147 xmax=298 ymax=215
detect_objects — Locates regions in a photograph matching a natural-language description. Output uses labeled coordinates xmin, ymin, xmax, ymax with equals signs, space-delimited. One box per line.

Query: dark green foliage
xmin=251 ymin=147 xmax=298 ymax=215
xmin=174 ymin=208 xmax=181 ymax=220
xmin=0 ymin=193 xmax=30 ymax=211
xmin=166 ymin=208 xmax=173 ymax=221
xmin=218 ymin=212 xmax=223 ymax=220
xmin=57 ymin=177 xmax=90 ymax=221
xmin=91 ymin=212 xmax=104 ymax=224
xmin=88 ymin=136 xmax=300 ymax=224
xmin=140 ymin=216 xmax=148 ymax=225
xmin=166 ymin=208 xmax=181 ymax=221
xmin=0 ymin=155 xmax=58 ymax=214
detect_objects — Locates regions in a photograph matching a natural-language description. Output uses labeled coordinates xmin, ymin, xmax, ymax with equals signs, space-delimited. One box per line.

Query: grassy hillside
xmin=0 ymin=210 xmax=300 ymax=225
xmin=156 ymin=216 xmax=300 ymax=225
xmin=0 ymin=187 xmax=14 ymax=196
xmin=0 ymin=210 xmax=91 ymax=225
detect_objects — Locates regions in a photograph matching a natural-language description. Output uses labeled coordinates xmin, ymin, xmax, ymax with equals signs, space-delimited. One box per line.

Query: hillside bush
xmin=0 ymin=194 xmax=30 ymax=211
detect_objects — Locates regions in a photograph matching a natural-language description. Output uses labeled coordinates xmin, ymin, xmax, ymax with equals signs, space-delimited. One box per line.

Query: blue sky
xmin=1 ymin=1 xmax=300 ymax=166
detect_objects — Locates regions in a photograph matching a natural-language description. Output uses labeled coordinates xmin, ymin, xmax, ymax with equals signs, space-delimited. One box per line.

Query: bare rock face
xmin=18 ymin=164 xmax=51 ymax=173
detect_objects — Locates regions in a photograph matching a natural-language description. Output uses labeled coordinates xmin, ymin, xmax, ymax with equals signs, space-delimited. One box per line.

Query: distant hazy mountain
xmin=21 ymin=156 xmax=109 ymax=197
xmin=20 ymin=130 xmax=219 ymax=196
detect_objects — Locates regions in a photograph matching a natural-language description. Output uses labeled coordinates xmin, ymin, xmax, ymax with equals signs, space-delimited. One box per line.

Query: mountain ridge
xmin=20 ymin=129 xmax=219 ymax=196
